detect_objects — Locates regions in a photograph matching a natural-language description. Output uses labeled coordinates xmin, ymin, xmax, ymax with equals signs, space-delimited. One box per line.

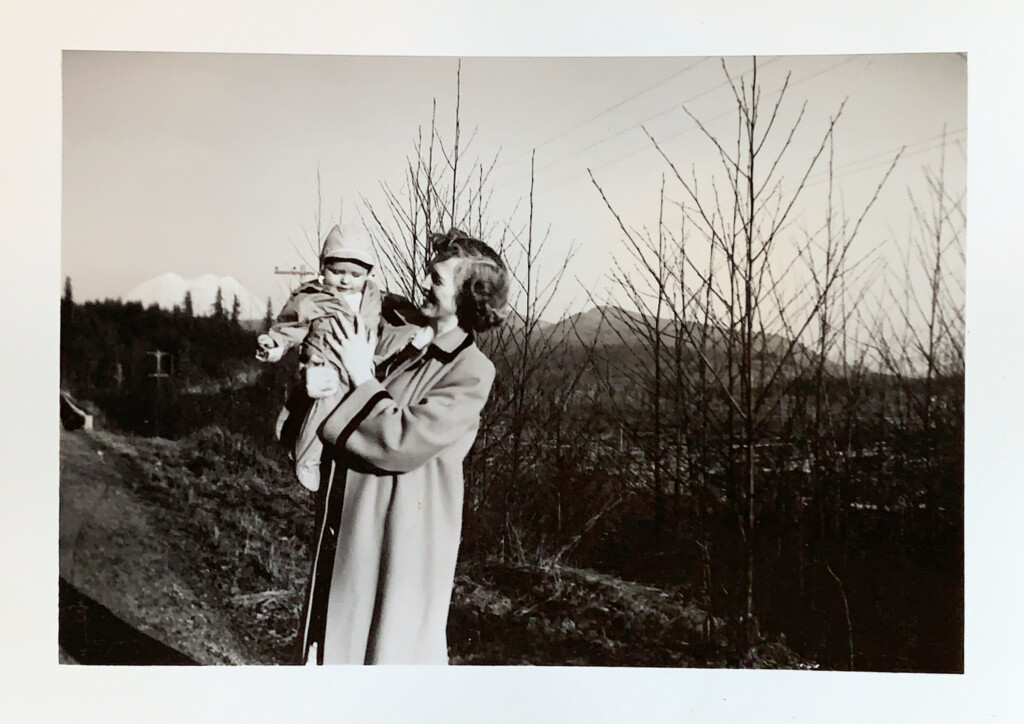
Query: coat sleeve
xmin=319 ymin=354 xmax=494 ymax=474
xmin=265 ymin=321 xmax=310 ymax=352
xmin=268 ymin=287 xmax=349 ymax=352
xmin=265 ymin=290 xmax=318 ymax=351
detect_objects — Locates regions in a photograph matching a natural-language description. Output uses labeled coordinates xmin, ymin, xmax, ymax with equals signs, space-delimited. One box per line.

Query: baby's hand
xmin=256 ymin=335 xmax=283 ymax=362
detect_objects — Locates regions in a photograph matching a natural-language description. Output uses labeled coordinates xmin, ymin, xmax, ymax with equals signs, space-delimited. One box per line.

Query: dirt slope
xmin=59 ymin=429 xmax=248 ymax=664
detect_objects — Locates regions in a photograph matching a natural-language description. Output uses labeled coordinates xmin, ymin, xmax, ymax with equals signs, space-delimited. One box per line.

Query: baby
xmin=257 ymin=224 xmax=381 ymax=491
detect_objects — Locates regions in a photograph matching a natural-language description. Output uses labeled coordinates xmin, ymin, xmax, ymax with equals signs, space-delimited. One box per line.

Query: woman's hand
xmin=324 ymin=315 xmax=377 ymax=387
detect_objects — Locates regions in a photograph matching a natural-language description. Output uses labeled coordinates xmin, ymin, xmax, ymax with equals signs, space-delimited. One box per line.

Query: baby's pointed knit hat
xmin=320 ymin=224 xmax=376 ymax=269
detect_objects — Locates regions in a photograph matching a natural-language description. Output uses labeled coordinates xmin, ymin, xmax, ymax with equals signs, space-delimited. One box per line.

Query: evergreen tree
xmin=263 ymin=297 xmax=274 ymax=332
xmin=183 ymin=290 xmax=194 ymax=317
xmin=214 ymin=287 xmax=224 ymax=318
xmin=231 ymin=294 xmax=241 ymax=325
xmin=63 ymin=276 xmax=73 ymax=303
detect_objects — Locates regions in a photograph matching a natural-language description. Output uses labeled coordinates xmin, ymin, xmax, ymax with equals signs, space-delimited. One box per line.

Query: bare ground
xmin=59 ymin=429 xmax=250 ymax=664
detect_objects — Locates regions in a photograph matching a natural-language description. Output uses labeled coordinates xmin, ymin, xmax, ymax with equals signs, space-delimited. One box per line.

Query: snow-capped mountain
xmin=124 ymin=272 xmax=266 ymax=319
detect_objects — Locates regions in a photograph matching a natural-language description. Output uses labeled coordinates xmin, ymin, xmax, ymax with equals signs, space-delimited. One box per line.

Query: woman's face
xmin=419 ymin=257 xmax=462 ymax=320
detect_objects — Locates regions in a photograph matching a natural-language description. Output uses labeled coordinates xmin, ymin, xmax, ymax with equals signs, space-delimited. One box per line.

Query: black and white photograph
xmin=59 ymin=51 xmax=965 ymax=671
xmin=5 ymin=1 xmax=1023 ymax=722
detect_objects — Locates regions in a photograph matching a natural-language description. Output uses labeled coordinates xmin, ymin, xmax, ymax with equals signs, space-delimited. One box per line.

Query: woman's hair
xmin=428 ymin=228 xmax=510 ymax=333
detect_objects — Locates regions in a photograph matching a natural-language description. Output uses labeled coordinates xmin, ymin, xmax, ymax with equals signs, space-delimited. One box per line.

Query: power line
xmin=566 ymin=56 xmax=860 ymax=191
xmin=500 ymin=57 xmax=711 ymax=168
xmin=798 ymin=131 xmax=966 ymax=190
xmin=807 ymin=127 xmax=966 ymax=184
xmin=495 ymin=59 xmax=782 ymax=193
xmin=537 ymin=58 xmax=958 ymax=199
xmin=501 ymin=55 xmax=861 ymax=196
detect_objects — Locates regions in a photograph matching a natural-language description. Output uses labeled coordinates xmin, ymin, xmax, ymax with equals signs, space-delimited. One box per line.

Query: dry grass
xmin=448 ymin=559 xmax=809 ymax=667
xmin=91 ymin=426 xmax=808 ymax=667
xmin=103 ymin=426 xmax=314 ymax=663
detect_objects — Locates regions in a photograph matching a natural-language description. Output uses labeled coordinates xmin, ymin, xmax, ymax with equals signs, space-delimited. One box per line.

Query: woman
xmin=297 ymin=228 xmax=509 ymax=665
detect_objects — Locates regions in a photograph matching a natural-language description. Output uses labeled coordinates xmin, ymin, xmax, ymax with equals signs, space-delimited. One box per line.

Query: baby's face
xmin=322 ymin=260 xmax=370 ymax=293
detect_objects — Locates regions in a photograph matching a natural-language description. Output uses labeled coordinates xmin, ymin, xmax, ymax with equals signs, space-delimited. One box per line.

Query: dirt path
xmin=59 ymin=429 xmax=249 ymax=664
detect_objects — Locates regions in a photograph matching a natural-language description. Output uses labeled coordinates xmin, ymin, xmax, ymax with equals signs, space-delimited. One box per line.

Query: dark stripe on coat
xmin=331 ymin=389 xmax=391 ymax=449
xmin=304 ymin=461 xmax=347 ymax=664
xmin=376 ymin=343 xmax=421 ymax=381
xmin=300 ymin=389 xmax=390 ymax=661
xmin=295 ymin=458 xmax=331 ymax=663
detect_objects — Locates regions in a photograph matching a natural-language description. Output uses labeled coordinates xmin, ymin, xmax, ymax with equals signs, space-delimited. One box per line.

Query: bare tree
xmin=360 ymin=61 xmax=502 ymax=300
xmin=590 ymin=57 xmax=900 ymax=644
xmin=352 ymin=63 xmax=592 ymax=563
xmin=870 ymin=131 xmax=965 ymax=529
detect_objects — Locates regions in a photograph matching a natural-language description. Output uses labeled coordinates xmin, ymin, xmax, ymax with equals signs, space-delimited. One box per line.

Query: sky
xmin=62 ymin=52 xmax=965 ymax=325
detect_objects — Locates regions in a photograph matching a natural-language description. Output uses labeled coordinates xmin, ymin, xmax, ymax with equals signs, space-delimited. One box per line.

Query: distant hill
xmin=514 ymin=304 xmax=845 ymax=379
xmin=124 ymin=272 xmax=266 ymax=320
xmin=548 ymin=305 xmax=658 ymax=348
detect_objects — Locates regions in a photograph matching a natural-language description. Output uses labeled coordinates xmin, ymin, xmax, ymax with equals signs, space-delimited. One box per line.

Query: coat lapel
xmin=376 ymin=326 xmax=473 ymax=385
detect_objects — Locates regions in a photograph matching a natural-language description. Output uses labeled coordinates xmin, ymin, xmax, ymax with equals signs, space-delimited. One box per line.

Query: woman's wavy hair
xmin=427 ymin=227 xmax=510 ymax=333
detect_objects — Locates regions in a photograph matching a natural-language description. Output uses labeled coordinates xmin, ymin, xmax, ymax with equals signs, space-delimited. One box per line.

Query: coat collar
xmin=431 ymin=324 xmax=470 ymax=352
xmin=426 ymin=325 xmax=474 ymax=363
xmin=387 ymin=323 xmax=474 ymax=366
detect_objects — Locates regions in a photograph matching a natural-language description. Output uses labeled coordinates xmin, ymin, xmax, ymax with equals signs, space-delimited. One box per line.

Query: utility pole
xmin=274 ymin=266 xmax=316 ymax=298
xmin=147 ymin=350 xmax=171 ymax=437
xmin=274 ymin=265 xmax=315 ymax=280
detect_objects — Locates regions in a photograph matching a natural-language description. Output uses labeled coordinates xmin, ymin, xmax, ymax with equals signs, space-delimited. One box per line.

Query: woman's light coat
xmin=298 ymin=322 xmax=494 ymax=664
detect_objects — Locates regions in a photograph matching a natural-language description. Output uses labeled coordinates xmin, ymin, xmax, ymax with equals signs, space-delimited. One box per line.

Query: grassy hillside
xmin=61 ymin=426 xmax=809 ymax=667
